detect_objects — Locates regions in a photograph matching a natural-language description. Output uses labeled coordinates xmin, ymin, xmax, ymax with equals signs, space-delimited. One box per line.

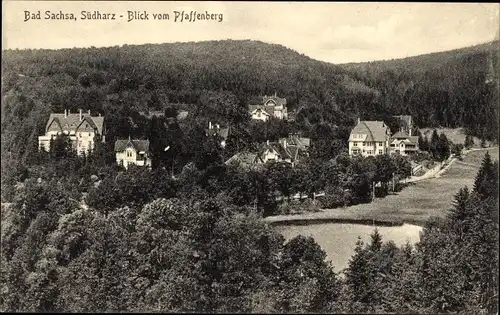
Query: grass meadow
xmin=268 ymin=147 xmax=499 ymax=226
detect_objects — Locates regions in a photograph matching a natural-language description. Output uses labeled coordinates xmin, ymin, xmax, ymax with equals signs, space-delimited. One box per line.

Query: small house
xmin=115 ymin=139 xmax=152 ymax=170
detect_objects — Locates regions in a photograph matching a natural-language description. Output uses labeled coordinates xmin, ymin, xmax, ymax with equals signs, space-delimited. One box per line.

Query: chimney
xmin=208 ymin=121 xmax=212 ymax=130
xmin=267 ymin=140 xmax=269 ymax=145
xmin=64 ymin=109 xmax=67 ymax=118
xmin=409 ymin=128 xmax=412 ymax=136
xmin=79 ymin=109 xmax=82 ymax=121
xmin=283 ymin=139 xmax=287 ymax=149
xmin=216 ymin=124 xmax=220 ymax=129
xmin=357 ymin=117 xmax=360 ymax=124
xmin=88 ymin=109 xmax=91 ymax=115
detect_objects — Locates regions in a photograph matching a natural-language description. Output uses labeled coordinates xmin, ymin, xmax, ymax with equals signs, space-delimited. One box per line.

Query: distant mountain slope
xmin=339 ymin=40 xmax=499 ymax=141
xmin=341 ymin=41 xmax=499 ymax=74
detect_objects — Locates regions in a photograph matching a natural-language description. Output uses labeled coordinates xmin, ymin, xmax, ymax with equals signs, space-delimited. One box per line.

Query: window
xmin=127 ymin=151 xmax=133 ymax=157
xmin=353 ymin=142 xmax=358 ymax=147
xmin=367 ymin=150 xmax=373 ymax=154
xmin=378 ymin=150 xmax=383 ymax=154
xmin=379 ymin=142 xmax=383 ymax=146
xmin=363 ymin=142 xmax=366 ymax=146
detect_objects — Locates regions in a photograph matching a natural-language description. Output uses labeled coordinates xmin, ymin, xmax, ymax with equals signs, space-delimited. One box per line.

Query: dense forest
xmin=1 ymin=151 xmax=497 ymax=313
xmin=2 ymin=40 xmax=498 ymax=168
xmin=1 ymin=39 xmax=499 ymax=313
xmin=341 ymin=41 xmax=500 ymax=141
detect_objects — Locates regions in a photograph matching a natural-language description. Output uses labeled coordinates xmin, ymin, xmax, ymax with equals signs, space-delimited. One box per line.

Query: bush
xmin=277 ymin=199 xmax=319 ymax=215
xmin=318 ymin=186 xmax=347 ymax=209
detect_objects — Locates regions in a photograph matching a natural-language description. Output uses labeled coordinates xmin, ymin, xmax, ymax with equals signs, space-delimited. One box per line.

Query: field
xmin=420 ymin=127 xmax=494 ymax=147
xmin=266 ymin=147 xmax=498 ymax=226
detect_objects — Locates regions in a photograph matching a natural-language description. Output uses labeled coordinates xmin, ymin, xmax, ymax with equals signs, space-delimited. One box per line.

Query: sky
xmin=2 ymin=1 xmax=499 ymax=64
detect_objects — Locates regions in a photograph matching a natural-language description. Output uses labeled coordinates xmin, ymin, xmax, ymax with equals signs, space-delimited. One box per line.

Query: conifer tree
xmin=430 ymin=129 xmax=440 ymax=159
xmin=446 ymin=186 xmax=471 ymax=240
xmin=473 ymin=152 xmax=497 ymax=199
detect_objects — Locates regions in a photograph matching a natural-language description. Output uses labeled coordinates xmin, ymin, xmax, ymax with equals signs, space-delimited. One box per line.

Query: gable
xmin=47 ymin=118 xmax=63 ymax=132
xmin=265 ymin=99 xmax=277 ymax=106
xmin=252 ymin=108 xmax=271 ymax=116
xmin=44 ymin=113 xmax=104 ymax=135
xmin=76 ymin=117 xmax=97 ymax=132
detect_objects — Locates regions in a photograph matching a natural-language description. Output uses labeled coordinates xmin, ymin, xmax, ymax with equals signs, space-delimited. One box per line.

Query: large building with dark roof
xmin=38 ymin=109 xmax=105 ymax=156
xmin=348 ymin=119 xmax=391 ymax=157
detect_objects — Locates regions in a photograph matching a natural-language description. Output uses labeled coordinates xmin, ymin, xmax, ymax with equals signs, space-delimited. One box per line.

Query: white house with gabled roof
xmin=38 ymin=109 xmax=105 ymax=156
xmin=249 ymin=94 xmax=288 ymax=121
xmin=348 ymin=119 xmax=391 ymax=157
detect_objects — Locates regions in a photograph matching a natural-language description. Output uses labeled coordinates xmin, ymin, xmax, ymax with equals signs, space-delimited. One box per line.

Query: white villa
xmin=390 ymin=129 xmax=419 ymax=156
xmin=38 ymin=109 xmax=105 ymax=156
xmin=348 ymin=119 xmax=391 ymax=157
xmin=114 ymin=139 xmax=152 ymax=170
xmin=249 ymin=94 xmax=288 ymax=121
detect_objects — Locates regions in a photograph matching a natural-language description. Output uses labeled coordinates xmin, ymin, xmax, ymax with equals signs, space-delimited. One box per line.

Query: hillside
xmin=341 ymin=41 xmax=499 ymax=73
xmin=340 ymin=41 xmax=500 ymax=141
xmin=1 ymin=39 xmax=498 ymax=169
xmin=0 ymin=40 xmax=381 ymax=166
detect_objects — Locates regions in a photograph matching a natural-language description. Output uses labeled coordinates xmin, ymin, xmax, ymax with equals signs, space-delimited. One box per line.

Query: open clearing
xmin=266 ymin=147 xmax=498 ymax=226
xmin=420 ymin=127 xmax=494 ymax=148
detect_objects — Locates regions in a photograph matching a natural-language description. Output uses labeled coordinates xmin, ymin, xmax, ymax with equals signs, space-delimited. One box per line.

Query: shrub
xmin=318 ymin=186 xmax=346 ymax=209
xmin=277 ymin=199 xmax=320 ymax=215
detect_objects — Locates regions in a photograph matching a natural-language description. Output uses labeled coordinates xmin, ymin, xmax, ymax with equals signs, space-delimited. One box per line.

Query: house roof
xmin=393 ymin=115 xmax=412 ymax=128
xmin=45 ymin=112 xmax=104 ymax=135
xmin=177 ymin=110 xmax=189 ymax=121
xmin=249 ymin=105 xmax=272 ymax=116
xmin=409 ymin=136 xmax=419 ymax=144
xmin=205 ymin=126 xmax=230 ymax=140
xmin=349 ymin=121 xmax=389 ymax=142
xmin=114 ymin=139 xmax=150 ymax=153
xmin=391 ymin=131 xmax=419 ymax=145
xmin=392 ymin=131 xmax=409 ymax=138
xmin=249 ymin=95 xmax=287 ymax=113
xmin=259 ymin=139 xmax=309 ymax=162
xmin=263 ymin=95 xmax=287 ymax=107
xmin=283 ymin=135 xmax=311 ymax=149
xmin=225 ymin=152 xmax=263 ymax=168
xmin=138 ymin=110 xmax=189 ymax=121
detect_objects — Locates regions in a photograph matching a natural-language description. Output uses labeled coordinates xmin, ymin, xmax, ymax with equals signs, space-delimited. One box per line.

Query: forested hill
xmin=341 ymin=41 xmax=498 ymax=73
xmin=339 ymin=41 xmax=500 ymax=140
xmin=1 ymin=39 xmax=351 ymax=110
xmin=1 ymin=39 xmax=498 ymax=167
xmin=0 ymin=39 xmax=379 ymax=165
